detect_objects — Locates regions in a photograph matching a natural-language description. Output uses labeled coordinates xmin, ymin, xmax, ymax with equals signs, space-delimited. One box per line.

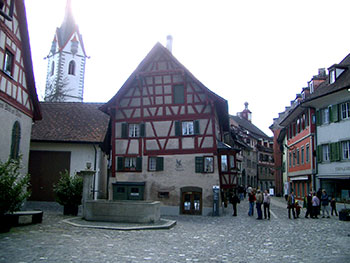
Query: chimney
xmin=166 ymin=35 xmax=173 ymax=53
xmin=318 ymin=68 xmax=326 ymax=77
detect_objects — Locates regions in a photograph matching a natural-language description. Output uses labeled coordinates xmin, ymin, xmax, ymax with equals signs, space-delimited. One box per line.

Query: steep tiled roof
xmin=230 ymin=115 xmax=271 ymax=140
xmin=31 ymin=102 xmax=109 ymax=143
xmin=305 ymin=53 xmax=350 ymax=102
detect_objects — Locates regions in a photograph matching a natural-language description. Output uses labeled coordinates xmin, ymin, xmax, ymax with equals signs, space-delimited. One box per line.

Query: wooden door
xmin=28 ymin=151 xmax=71 ymax=201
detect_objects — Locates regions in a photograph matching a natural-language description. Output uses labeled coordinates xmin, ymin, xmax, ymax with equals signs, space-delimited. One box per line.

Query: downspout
xmin=92 ymin=144 xmax=97 ymax=200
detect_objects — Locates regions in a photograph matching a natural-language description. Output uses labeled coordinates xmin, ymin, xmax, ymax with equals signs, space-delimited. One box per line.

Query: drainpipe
xmin=92 ymin=144 xmax=97 ymax=200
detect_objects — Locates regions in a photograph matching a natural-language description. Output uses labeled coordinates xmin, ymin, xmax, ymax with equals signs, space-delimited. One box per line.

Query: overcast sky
xmin=24 ymin=0 xmax=350 ymax=136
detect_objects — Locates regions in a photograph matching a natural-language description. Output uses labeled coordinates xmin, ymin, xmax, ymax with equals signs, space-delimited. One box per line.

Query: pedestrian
xmin=295 ymin=201 xmax=301 ymax=218
xmin=263 ymin=189 xmax=271 ymax=220
xmin=229 ymin=190 xmax=240 ymax=216
xmin=305 ymin=193 xmax=313 ymax=218
xmin=316 ymin=188 xmax=322 ymax=215
xmin=330 ymin=196 xmax=338 ymax=216
xmin=311 ymin=192 xmax=320 ymax=219
xmin=256 ymin=189 xmax=263 ymax=220
xmin=248 ymin=189 xmax=256 ymax=216
xmin=320 ymin=189 xmax=330 ymax=218
xmin=287 ymin=191 xmax=296 ymax=219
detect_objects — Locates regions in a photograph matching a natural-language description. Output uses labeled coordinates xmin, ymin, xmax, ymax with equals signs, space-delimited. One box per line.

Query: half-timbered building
xmin=100 ymin=41 xmax=236 ymax=215
xmin=0 ymin=0 xmax=41 ymax=174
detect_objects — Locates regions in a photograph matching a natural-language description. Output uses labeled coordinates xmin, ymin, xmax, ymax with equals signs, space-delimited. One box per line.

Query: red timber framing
xmin=218 ymin=149 xmax=239 ymax=190
xmin=0 ymin=0 xmax=41 ymax=120
xmin=100 ymin=43 xmax=229 ymax=177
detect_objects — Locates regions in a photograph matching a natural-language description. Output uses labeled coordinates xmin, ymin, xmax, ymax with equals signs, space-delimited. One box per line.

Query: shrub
xmin=0 ymin=158 xmax=30 ymax=215
xmin=53 ymin=171 xmax=83 ymax=206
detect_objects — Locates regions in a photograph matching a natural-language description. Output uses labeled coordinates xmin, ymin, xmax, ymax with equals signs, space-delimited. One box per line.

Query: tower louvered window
xmin=10 ymin=121 xmax=21 ymax=160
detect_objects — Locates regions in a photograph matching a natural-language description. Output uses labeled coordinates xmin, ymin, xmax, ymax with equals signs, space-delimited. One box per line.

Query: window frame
xmin=341 ymin=102 xmax=350 ymax=120
xmin=301 ymin=146 xmax=305 ymax=165
xmin=3 ymin=48 xmax=14 ymax=76
xmin=68 ymin=60 xmax=76 ymax=75
xmin=322 ymin=144 xmax=330 ymax=162
xmin=342 ymin=141 xmax=350 ymax=160
xmin=148 ymin=156 xmax=164 ymax=171
xmin=306 ymin=144 xmax=310 ymax=163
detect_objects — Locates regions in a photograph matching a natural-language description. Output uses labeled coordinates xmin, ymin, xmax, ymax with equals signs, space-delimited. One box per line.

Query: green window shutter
xmin=136 ymin=157 xmax=142 ymax=171
xmin=317 ymin=145 xmax=322 ymax=163
xmin=117 ymin=157 xmax=124 ymax=171
xmin=316 ymin=110 xmax=321 ymax=126
xmin=195 ymin=157 xmax=204 ymax=173
xmin=175 ymin=121 xmax=181 ymax=136
xmin=330 ymin=143 xmax=335 ymax=162
xmin=331 ymin=104 xmax=339 ymax=123
xmin=156 ymin=157 xmax=164 ymax=171
xmin=140 ymin=123 xmax=145 ymax=137
xmin=121 ymin=123 xmax=128 ymax=138
xmin=335 ymin=142 xmax=341 ymax=161
xmin=173 ymin=85 xmax=185 ymax=104
xmin=194 ymin=120 xmax=200 ymax=135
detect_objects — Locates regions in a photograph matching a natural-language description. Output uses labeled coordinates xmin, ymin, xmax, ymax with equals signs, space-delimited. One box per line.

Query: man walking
xmin=256 ymin=189 xmax=263 ymax=220
xmin=321 ymin=190 xmax=330 ymax=218
xmin=287 ymin=191 xmax=296 ymax=219
xmin=263 ymin=190 xmax=271 ymax=220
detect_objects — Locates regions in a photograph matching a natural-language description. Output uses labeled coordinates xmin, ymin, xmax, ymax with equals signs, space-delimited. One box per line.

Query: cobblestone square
xmin=1 ymin=198 xmax=349 ymax=263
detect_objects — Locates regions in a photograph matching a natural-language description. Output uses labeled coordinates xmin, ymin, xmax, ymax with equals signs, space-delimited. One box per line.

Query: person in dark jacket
xmin=330 ymin=196 xmax=338 ymax=216
xmin=305 ymin=193 xmax=313 ymax=218
xmin=229 ymin=190 xmax=240 ymax=216
xmin=287 ymin=191 xmax=296 ymax=219
xmin=320 ymin=189 xmax=330 ymax=218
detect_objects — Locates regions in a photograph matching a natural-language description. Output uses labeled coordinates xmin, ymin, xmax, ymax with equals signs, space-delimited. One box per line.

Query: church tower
xmin=44 ymin=0 xmax=87 ymax=102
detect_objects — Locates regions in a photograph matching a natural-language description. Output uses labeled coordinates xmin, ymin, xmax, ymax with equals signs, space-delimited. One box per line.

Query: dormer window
xmin=330 ymin=70 xmax=336 ymax=84
xmin=309 ymin=81 xmax=314 ymax=93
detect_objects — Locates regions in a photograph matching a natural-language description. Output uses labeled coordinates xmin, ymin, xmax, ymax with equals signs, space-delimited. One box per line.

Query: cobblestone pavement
xmin=1 ymin=197 xmax=349 ymax=263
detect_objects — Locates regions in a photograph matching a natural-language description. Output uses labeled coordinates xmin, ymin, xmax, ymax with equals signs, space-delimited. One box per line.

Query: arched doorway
xmin=180 ymin=187 xmax=202 ymax=215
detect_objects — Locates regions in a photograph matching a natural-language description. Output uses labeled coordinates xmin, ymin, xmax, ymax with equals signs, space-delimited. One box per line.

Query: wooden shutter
xmin=173 ymin=85 xmax=185 ymax=104
xmin=117 ymin=157 xmax=124 ymax=171
xmin=195 ymin=157 xmax=204 ymax=173
xmin=140 ymin=123 xmax=145 ymax=137
xmin=121 ymin=123 xmax=128 ymax=138
xmin=175 ymin=121 xmax=181 ymax=136
xmin=156 ymin=157 xmax=164 ymax=171
xmin=330 ymin=104 xmax=339 ymax=123
xmin=334 ymin=142 xmax=341 ymax=161
xmin=316 ymin=145 xmax=322 ymax=163
xmin=330 ymin=143 xmax=335 ymax=162
xmin=136 ymin=157 xmax=142 ymax=171
xmin=316 ymin=111 xmax=321 ymax=126
xmin=194 ymin=120 xmax=200 ymax=135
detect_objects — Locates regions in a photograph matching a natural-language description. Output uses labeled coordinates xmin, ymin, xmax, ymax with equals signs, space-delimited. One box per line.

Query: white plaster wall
xmin=30 ymin=142 xmax=102 ymax=176
xmin=0 ymin=100 xmax=32 ymax=176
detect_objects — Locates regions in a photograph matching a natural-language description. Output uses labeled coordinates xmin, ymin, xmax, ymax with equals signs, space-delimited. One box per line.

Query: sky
xmin=24 ymin=0 xmax=350 ymax=136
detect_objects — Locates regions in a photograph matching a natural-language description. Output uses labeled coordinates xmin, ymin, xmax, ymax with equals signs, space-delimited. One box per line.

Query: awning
xmin=289 ymin=176 xmax=309 ymax=181
xmin=317 ymin=174 xmax=350 ymax=180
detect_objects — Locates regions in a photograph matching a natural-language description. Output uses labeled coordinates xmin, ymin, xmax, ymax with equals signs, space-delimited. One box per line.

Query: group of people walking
xmin=228 ymin=186 xmax=338 ymax=220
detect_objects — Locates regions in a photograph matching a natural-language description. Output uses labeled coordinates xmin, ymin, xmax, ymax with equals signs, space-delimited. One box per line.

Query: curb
xmin=62 ymin=217 xmax=177 ymax=231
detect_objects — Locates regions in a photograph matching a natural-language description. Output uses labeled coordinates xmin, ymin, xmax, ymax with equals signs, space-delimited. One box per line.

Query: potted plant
xmin=53 ymin=171 xmax=83 ymax=216
xmin=0 ymin=158 xmax=31 ymax=232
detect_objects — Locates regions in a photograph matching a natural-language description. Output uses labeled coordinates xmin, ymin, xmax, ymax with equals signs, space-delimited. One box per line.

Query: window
xmin=321 ymin=107 xmax=329 ymax=124
xmin=125 ymin=157 xmax=137 ymax=169
xmin=129 ymin=124 xmax=139 ymax=137
xmin=322 ymin=144 xmax=330 ymax=162
xmin=68 ymin=60 xmax=75 ymax=75
xmin=297 ymin=149 xmax=300 ymax=165
xmin=3 ymin=49 xmax=14 ymax=76
xmin=342 ymin=141 xmax=350 ymax=160
xmin=221 ymin=155 xmax=228 ymax=172
xmin=158 ymin=192 xmax=169 ymax=198
xmin=121 ymin=123 xmax=145 ymax=138
xmin=293 ymin=151 xmax=296 ymax=166
xmin=301 ymin=146 xmax=304 ymax=164
xmin=10 ymin=121 xmax=21 ymax=160
xmin=229 ymin=155 xmax=235 ymax=171
xmin=330 ymin=70 xmax=336 ymax=84
xmin=51 ymin=61 xmax=55 ymax=76
xmin=175 ymin=120 xmax=199 ymax=136
xmin=173 ymin=85 xmax=185 ymax=104
xmin=306 ymin=144 xmax=310 ymax=163
xmin=182 ymin=121 xmax=194 ymax=135
xmin=195 ymin=156 xmax=214 ymax=173
xmin=289 ymin=152 xmax=292 ymax=168
xmin=116 ymin=156 xmax=142 ymax=172
xmin=341 ymin=102 xmax=350 ymax=120
xmin=148 ymin=157 xmax=164 ymax=171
